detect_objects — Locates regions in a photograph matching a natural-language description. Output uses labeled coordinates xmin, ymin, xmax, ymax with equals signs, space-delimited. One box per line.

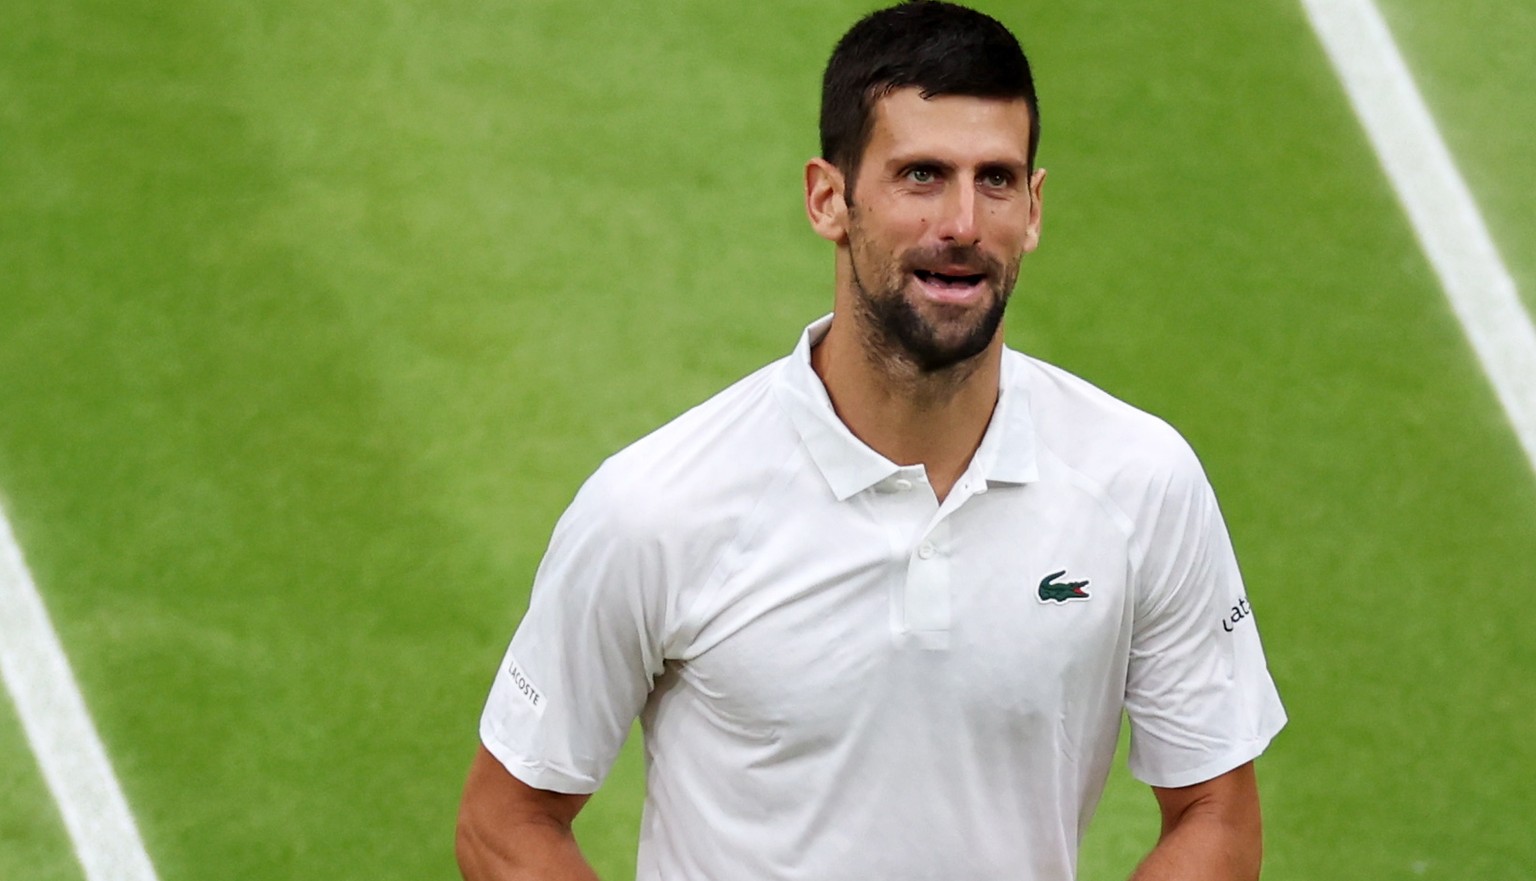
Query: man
xmin=456 ymin=3 xmax=1286 ymax=879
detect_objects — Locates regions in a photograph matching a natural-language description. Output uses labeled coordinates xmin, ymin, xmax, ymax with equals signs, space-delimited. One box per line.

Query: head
xmin=820 ymin=1 xmax=1040 ymax=206
xmin=807 ymin=2 xmax=1045 ymax=375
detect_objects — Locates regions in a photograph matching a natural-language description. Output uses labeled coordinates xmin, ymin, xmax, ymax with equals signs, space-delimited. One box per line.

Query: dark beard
xmin=849 ymin=245 xmax=1012 ymax=374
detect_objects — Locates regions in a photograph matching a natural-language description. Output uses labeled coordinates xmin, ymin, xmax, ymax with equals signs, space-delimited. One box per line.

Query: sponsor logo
xmin=1222 ymin=596 xmax=1254 ymax=632
xmin=506 ymin=657 xmax=546 ymax=717
xmin=1038 ymin=570 xmax=1091 ymax=603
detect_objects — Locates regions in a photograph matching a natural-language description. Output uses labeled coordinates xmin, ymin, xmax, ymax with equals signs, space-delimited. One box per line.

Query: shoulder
xmin=1009 ymin=351 xmax=1212 ymax=529
xmin=568 ymin=357 xmax=802 ymax=543
xmin=1015 ymin=352 xmax=1201 ymax=477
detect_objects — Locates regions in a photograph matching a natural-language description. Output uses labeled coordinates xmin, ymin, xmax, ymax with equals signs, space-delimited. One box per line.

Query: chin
xmin=903 ymin=307 xmax=1005 ymax=372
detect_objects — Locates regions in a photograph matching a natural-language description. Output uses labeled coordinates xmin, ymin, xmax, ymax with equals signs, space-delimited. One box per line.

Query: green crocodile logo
xmin=1038 ymin=570 xmax=1090 ymax=603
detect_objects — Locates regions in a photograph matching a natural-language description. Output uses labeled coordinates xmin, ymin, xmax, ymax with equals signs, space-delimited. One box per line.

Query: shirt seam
xmin=666 ymin=423 xmax=809 ymax=658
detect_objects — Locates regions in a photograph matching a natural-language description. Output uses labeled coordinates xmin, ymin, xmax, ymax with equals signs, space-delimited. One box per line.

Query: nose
xmin=935 ymin=179 xmax=980 ymax=246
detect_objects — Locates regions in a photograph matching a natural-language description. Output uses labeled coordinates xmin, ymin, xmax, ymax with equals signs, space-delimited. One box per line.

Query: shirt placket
xmin=875 ymin=467 xmax=987 ymax=652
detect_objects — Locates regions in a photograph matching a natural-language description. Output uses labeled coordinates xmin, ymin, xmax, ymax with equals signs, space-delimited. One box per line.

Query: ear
xmin=1022 ymin=167 xmax=1046 ymax=253
xmin=805 ymin=158 xmax=849 ymax=244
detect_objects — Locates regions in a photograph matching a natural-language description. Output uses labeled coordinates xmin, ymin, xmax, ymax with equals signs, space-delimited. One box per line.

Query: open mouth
xmin=914 ymin=269 xmax=986 ymax=287
xmin=913 ymin=269 xmax=987 ymax=297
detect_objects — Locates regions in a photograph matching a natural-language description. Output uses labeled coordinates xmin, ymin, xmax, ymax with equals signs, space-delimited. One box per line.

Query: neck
xmin=811 ymin=317 xmax=1002 ymax=502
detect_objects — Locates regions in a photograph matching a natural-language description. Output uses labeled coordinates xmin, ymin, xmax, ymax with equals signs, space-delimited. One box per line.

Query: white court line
xmin=1301 ymin=0 xmax=1536 ymax=474
xmin=0 ymin=503 xmax=160 ymax=881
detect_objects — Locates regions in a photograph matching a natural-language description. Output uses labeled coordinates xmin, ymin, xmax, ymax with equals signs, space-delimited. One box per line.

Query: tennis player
xmin=457 ymin=3 xmax=1285 ymax=878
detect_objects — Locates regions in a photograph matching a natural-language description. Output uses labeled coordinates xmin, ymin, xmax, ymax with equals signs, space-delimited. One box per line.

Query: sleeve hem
xmin=479 ymin=723 xmax=603 ymax=796
xmin=1131 ymin=720 xmax=1285 ymax=790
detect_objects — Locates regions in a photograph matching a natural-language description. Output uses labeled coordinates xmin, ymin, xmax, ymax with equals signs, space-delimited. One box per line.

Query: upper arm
xmin=479 ymin=468 xmax=671 ymax=793
xmin=455 ymin=745 xmax=594 ymax=878
xmin=1132 ymin=761 xmax=1264 ymax=881
xmin=1124 ymin=445 xmax=1286 ymax=788
xmin=461 ymin=744 xmax=591 ymax=829
xmin=1150 ymin=760 xmax=1261 ymax=839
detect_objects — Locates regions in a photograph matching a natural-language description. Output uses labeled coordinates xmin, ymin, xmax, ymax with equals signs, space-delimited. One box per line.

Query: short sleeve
xmin=478 ymin=466 xmax=668 ymax=794
xmin=1124 ymin=448 xmax=1286 ymax=788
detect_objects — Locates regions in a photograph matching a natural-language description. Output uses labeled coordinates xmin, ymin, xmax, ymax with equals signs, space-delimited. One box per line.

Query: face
xmin=822 ymin=88 xmax=1044 ymax=373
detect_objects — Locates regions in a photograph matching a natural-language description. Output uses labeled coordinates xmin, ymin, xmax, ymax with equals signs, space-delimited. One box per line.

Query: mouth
xmin=912 ymin=268 xmax=988 ymax=304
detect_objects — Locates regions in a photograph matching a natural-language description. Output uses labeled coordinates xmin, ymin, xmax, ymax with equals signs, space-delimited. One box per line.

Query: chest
xmin=667 ymin=482 xmax=1135 ymax=745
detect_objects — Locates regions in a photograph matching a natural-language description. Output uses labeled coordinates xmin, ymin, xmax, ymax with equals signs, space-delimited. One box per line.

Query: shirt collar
xmin=969 ymin=350 xmax=1040 ymax=487
xmin=774 ymin=314 xmax=1039 ymax=501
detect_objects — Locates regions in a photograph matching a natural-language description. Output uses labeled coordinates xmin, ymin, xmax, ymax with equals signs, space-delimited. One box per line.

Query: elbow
xmin=456 ymin=793 xmax=523 ymax=881
xmin=454 ymin=802 xmax=487 ymax=880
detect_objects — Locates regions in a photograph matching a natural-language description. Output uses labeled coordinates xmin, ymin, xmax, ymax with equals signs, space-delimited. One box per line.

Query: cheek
xmin=987 ymin=207 xmax=1035 ymax=246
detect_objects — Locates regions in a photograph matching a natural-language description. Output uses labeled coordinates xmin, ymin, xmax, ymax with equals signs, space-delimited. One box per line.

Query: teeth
xmin=917 ymin=270 xmax=982 ymax=287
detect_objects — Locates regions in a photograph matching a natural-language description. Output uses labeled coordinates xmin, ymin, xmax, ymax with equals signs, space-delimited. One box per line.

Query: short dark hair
xmin=820 ymin=1 xmax=1040 ymax=194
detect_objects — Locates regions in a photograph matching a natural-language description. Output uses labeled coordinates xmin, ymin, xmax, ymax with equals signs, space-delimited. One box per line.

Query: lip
xmin=912 ymin=268 xmax=988 ymax=305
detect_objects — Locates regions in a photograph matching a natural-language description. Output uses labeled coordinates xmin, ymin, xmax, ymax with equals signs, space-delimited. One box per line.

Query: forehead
xmin=865 ymin=88 xmax=1033 ymax=166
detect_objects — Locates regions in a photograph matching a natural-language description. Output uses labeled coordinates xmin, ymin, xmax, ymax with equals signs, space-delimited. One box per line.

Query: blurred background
xmin=2 ymin=1 xmax=1533 ymax=878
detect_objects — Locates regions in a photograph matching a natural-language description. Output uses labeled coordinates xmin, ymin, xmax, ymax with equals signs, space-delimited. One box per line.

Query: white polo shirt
xmin=481 ymin=315 xmax=1285 ymax=880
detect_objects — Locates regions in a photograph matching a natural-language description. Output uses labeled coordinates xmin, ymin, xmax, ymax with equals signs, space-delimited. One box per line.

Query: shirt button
xmin=917 ymin=542 xmax=935 ymax=559
xmin=893 ymin=478 xmax=913 ymax=492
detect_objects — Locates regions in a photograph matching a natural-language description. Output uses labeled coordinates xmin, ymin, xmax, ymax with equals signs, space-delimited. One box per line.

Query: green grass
xmin=2 ymin=1 xmax=1534 ymax=879
xmin=1378 ymin=0 xmax=1536 ymax=311
xmin=0 ymin=696 xmax=84 ymax=881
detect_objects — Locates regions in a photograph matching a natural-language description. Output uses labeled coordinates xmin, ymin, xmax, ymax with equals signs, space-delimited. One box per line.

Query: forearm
xmin=456 ymin=814 xmax=601 ymax=881
xmin=1128 ymin=805 xmax=1261 ymax=881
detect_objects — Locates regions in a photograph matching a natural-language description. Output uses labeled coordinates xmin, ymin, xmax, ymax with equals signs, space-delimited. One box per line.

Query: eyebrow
xmin=887 ymin=155 xmax=1029 ymax=175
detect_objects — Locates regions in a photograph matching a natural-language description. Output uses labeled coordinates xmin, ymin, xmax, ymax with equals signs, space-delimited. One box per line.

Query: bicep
xmin=456 ymin=745 xmax=594 ymax=879
xmin=1132 ymin=762 xmax=1264 ymax=880
xmin=461 ymin=745 xmax=591 ymax=829
xmin=1150 ymin=760 xmax=1260 ymax=837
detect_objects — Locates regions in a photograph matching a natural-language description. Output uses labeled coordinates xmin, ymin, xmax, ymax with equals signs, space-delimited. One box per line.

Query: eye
xmin=980 ymin=169 xmax=1014 ymax=188
xmin=906 ymin=166 xmax=939 ymax=184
